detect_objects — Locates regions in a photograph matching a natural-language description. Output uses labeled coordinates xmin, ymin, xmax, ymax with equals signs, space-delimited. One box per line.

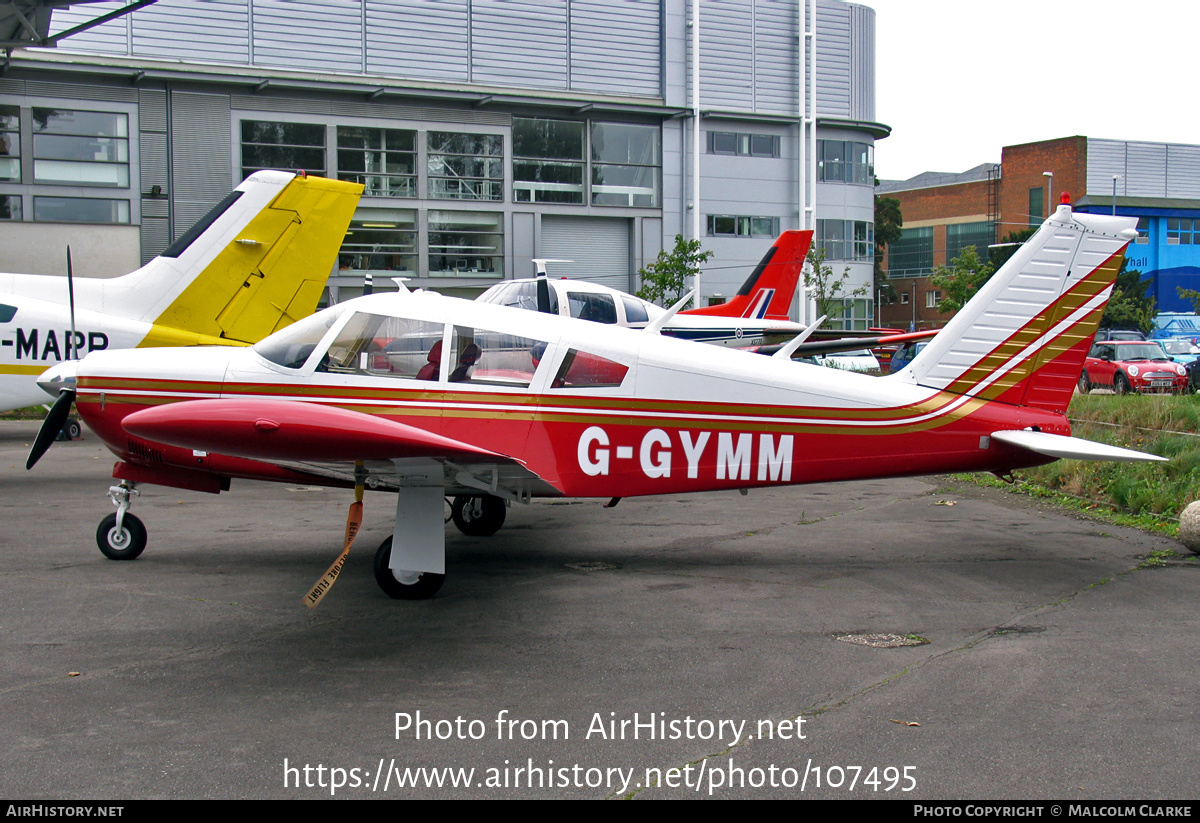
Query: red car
xmin=1079 ymin=341 xmax=1188 ymax=394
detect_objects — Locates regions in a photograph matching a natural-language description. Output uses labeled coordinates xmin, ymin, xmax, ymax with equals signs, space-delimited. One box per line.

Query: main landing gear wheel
xmin=96 ymin=512 xmax=147 ymax=560
xmin=373 ymin=536 xmax=445 ymax=600
xmin=450 ymin=494 xmax=506 ymax=536
xmin=1077 ymin=371 xmax=1091 ymax=394
xmin=1114 ymin=372 xmax=1131 ymax=395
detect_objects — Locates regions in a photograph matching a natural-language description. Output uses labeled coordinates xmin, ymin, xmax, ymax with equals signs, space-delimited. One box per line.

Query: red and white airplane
xmin=29 ymin=200 xmax=1162 ymax=602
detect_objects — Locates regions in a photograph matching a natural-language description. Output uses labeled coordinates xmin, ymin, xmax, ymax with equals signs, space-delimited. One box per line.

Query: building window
xmin=428 ymin=210 xmax=503 ymax=277
xmin=946 ymin=221 xmax=993 ymax=261
xmin=1136 ymin=216 xmax=1150 ymax=244
xmin=1028 ymin=186 xmax=1044 ymax=225
xmin=427 ymin=132 xmax=503 ymax=201
xmin=513 ymin=117 xmax=585 ymax=204
xmin=707 ymin=131 xmax=780 ymax=158
xmin=33 ymin=196 xmax=130 ymax=224
xmin=888 ymin=226 xmax=934 ymax=277
xmin=816 ymin=219 xmax=873 ymax=261
xmin=337 ymin=127 xmax=415 ymax=198
xmin=241 ymin=120 xmax=326 ymax=179
xmin=0 ymin=105 xmax=18 ymax=182
xmin=834 ymin=298 xmax=873 ymax=331
xmin=899 ymin=292 xmax=909 ymax=305
xmin=818 ymin=140 xmax=873 ymax=185
xmin=338 ymin=209 xmax=417 ymax=274
xmin=1167 ymin=218 xmax=1196 ymax=245
xmin=706 ymin=215 xmax=780 ymax=237
xmin=590 ymin=122 xmax=659 ymax=207
xmin=925 ymin=290 xmax=941 ymax=309
xmin=0 ymin=195 xmax=20 ymax=220
xmin=32 ymin=109 xmax=129 ymax=188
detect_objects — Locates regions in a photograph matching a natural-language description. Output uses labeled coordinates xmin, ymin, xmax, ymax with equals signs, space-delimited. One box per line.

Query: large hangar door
xmin=540 ymin=216 xmax=631 ymax=290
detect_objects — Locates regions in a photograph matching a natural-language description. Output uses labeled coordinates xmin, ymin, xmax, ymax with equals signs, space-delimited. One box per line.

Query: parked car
xmin=887 ymin=340 xmax=928 ymax=374
xmin=1159 ymin=337 xmax=1200 ymax=365
xmin=813 ymin=348 xmax=881 ymax=373
xmin=1079 ymin=341 xmax=1188 ymax=394
xmin=1094 ymin=329 xmax=1147 ymax=343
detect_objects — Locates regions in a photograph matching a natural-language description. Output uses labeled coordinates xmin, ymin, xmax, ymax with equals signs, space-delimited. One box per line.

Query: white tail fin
xmin=891 ymin=204 xmax=1138 ymax=414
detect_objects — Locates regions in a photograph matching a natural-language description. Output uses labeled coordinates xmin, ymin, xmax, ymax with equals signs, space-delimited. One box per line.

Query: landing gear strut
xmin=97 ymin=481 xmax=146 ymax=560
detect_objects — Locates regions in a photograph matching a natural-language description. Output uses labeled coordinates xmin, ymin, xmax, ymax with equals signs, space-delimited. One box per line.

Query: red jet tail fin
xmin=892 ymin=205 xmax=1137 ymax=415
xmin=682 ymin=230 xmax=812 ymax=320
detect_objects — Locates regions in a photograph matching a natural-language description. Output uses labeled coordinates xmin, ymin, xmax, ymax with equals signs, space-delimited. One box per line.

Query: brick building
xmin=876 ymin=136 xmax=1200 ymax=329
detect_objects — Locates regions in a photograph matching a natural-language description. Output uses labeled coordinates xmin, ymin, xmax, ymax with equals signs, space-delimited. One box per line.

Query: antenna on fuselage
xmin=643 ymin=289 xmax=697 ymax=336
xmin=772 ymin=315 xmax=828 ymax=360
xmin=531 ymin=258 xmax=573 ymax=314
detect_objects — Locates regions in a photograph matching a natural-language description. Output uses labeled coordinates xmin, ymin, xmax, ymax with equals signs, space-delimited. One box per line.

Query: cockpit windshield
xmin=253 ymin=305 xmax=348 ymax=369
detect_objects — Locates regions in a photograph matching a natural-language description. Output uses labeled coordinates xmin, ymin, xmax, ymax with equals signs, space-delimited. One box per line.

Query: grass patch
xmin=0 ymin=405 xmax=49 ymax=421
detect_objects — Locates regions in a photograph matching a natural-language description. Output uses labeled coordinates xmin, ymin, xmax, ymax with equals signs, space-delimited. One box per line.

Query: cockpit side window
xmin=0 ymin=304 xmax=16 ymax=323
xmin=449 ymin=324 xmax=549 ymax=388
xmin=568 ymin=292 xmax=617 ymax=324
xmin=322 ymin=313 xmax=445 ymax=379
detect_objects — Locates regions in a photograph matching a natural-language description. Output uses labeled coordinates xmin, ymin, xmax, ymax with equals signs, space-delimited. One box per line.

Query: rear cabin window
xmin=551 ymin=349 xmax=629 ymax=389
xmin=568 ymin=292 xmax=617 ymax=324
xmin=449 ymin=324 xmax=549 ymax=388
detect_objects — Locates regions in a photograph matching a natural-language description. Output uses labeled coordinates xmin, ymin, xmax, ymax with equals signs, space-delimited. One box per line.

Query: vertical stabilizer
xmin=891 ymin=205 xmax=1137 ymax=414
xmin=106 ymin=170 xmax=362 ymax=346
xmin=681 ymin=230 xmax=812 ymax=320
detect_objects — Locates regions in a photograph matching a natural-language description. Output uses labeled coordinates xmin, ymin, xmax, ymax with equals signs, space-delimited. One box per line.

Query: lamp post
xmin=1112 ymin=174 xmax=1122 ymax=216
xmin=1043 ymin=171 xmax=1054 ymax=217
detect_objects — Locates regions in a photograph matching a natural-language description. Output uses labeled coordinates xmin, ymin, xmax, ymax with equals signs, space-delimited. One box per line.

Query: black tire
xmin=373 ymin=537 xmax=445 ymax=600
xmin=1077 ymin=371 xmax=1090 ymax=394
xmin=96 ymin=512 xmax=147 ymax=560
xmin=450 ymin=494 xmax=506 ymax=537
xmin=63 ymin=418 xmax=83 ymax=439
xmin=1114 ymin=372 xmax=1131 ymax=395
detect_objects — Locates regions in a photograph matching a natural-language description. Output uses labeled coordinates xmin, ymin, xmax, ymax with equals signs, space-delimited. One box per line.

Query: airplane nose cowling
xmin=37 ymin=361 xmax=79 ymax=398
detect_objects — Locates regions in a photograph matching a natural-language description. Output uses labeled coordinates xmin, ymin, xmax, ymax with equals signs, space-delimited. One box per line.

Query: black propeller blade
xmin=536 ymin=274 xmax=552 ymax=314
xmin=26 ymin=388 xmax=76 ymax=470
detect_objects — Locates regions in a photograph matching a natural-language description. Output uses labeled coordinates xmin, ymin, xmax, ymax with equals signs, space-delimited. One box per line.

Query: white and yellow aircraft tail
xmin=0 ymin=170 xmax=362 ymax=409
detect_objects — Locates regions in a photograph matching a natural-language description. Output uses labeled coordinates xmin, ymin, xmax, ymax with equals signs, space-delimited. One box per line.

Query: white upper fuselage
xmin=476 ymin=277 xmax=806 ymax=347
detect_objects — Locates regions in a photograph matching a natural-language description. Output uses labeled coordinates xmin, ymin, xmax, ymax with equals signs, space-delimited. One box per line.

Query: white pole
xmin=691 ymin=0 xmax=701 ymax=308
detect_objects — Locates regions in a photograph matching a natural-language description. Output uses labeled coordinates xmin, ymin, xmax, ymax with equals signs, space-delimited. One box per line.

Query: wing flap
xmin=122 ymin=399 xmax=511 ymax=463
xmin=991 ymin=429 xmax=1166 ymax=463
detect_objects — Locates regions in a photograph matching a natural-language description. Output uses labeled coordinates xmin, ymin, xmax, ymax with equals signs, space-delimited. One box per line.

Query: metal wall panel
xmin=138 ymin=88 xmax=168 ymax=133
xmin=815 ymin=0 xmax=850 ymax=118
xmin=847 ymin=1 xmax=873 ymax=121
xmin=700 ymin=0 xmax=755 ymax=110
xmin=1167 ymin=145 xmax=1200 ymax=198
xmin=330 ymin=101 xmax=511 ymax=127
xmin=170 ymin=91 xmax=233 ymax=234
xmin=365 ymin=0 xmax=470 ymax=82
xmin=132 ymin=0 xmax=249 ymax=63
xmin=471 ymin=0 xmax=569 ymax=89
xmin=252 ymin=0 xmax=363 ymax=73
xmin=139 ymin=130 xmax=169 ymax=192
xmin=541 ymin=215 xmax=632 ymax=289
xmin=23 ymin=81 xmax=137 ymax=103
xmin=49 ymin=1 xmax=130 ymax=54
xmin=570 ymin=0 xmax=661 ymax=97
xmin=141 ymin=216 xmax=172 ymax=263
xmin=1125 ymin=142 xmax=1168 ymax=198
xmin=754 ymin=0 xmax=799 ymax=115
xmin=230 ymin=95 xmax=334 ymax=115
xmin=1087 ymin=139 xmax=1127 ymax=196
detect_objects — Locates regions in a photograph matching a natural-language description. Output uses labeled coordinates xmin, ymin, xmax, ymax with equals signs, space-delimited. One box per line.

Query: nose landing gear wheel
xmin=96 ymin=512 xmax=147 ymax=560
xmin=450 ymin=494 xmax=506 ymax=536
xmin=373 ymin=537 xmax=445 ymax=600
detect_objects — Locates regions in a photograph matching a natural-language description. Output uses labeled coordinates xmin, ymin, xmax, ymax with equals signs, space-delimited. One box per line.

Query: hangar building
xmin=0 ymin=0 xmax=887 ymax=327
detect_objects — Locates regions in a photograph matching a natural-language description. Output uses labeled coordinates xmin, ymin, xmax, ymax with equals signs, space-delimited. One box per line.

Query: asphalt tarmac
xmin=1 ymin=420 xmax=1196 ymax=800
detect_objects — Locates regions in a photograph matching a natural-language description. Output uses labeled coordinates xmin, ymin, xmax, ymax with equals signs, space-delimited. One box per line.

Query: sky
xmin=865 ymin=0 xmax=1196 ymax=182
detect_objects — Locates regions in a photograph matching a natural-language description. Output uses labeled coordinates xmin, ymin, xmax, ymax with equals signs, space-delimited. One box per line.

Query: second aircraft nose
xmin=36 ymin=360 xmax=78 ymax=398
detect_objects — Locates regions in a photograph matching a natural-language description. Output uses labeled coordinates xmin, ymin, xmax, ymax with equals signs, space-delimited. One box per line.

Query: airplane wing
xmin=755 ymin=328 xmax=939 ymax=359
xmin=121 ymin=398 xmax=560 ymax=496
xmin=990 ymin=429 xmax=1166 ymax=463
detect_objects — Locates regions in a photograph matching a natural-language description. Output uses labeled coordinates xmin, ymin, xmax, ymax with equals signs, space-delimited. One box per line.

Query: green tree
xmin=636 ymin=234 xmax=713 ymax=308
xmin=929 ymin=245 xmax=994 ymax=314
xmin=873 ymin=194 xmax=903 ymax=303
xmin=1100 ymin=261 xmax=1154 ymax=332
xmin=806 ymin=245 xmax=867 ymax=327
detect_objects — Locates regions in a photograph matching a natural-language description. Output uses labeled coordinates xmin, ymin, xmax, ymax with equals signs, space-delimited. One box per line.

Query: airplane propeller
xmin=26 ymin=387 xmax=76 ymax=470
